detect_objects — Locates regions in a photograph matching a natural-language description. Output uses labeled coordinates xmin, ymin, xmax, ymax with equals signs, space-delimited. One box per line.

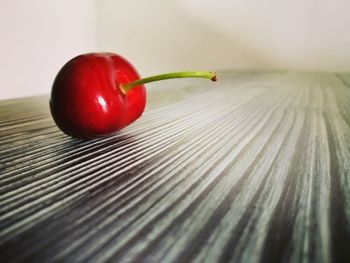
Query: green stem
xmin=120 ymin=71 xmax=217 ymax=94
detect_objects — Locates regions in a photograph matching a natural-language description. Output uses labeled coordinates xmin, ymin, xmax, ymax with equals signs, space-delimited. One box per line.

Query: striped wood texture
xmin=0 ymin=72 xmax=350 ymax=263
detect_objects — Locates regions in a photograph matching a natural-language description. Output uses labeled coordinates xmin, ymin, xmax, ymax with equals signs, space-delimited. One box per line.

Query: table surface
xmin=1 ymin=72 xmax=350 ymax=263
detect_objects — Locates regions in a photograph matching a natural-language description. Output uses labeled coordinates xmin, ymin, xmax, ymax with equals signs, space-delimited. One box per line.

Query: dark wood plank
xmin=0 ymin=72 xmax=349 ymax=262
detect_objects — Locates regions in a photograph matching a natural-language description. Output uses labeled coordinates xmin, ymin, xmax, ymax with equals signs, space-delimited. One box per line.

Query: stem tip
xmin=211 ymin=73 xmax=217 ymax=82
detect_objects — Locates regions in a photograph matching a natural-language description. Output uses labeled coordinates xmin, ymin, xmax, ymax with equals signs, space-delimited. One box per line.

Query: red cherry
xmin=50 ymin=52 xmax=146 ymax=139
xmin=50 ymin=52 xmax=217 ymax=139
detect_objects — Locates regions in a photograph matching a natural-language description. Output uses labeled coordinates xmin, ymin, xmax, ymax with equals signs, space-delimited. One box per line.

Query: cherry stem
xmin=120 ymin=71 xmax=217 ymax=94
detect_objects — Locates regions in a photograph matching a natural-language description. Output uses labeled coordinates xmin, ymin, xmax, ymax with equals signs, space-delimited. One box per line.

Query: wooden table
xmin=1 ymin=72 xmax=350 ymax=263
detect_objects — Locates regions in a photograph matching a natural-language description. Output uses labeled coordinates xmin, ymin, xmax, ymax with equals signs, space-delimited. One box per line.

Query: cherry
xmin=50 ymin=52 xmax=217 ymax=139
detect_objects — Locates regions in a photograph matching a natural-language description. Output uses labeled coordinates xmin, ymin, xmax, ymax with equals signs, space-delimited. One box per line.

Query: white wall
xmin=1 ymin=0 xmax=350 ymax=100
xmin=0 ymin=0 xmax=95 ymax=100
xmin=181 ymin=0 xmax=350 ymax=71
xmin=95 ymin=0 xmax=263 ymax=76
xmin=96 ymin=0 xmax=350 ymax=75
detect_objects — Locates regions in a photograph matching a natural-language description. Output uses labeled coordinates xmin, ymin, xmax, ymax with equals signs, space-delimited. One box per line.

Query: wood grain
xmin=0 ymin=72 xmax=349 ymax=263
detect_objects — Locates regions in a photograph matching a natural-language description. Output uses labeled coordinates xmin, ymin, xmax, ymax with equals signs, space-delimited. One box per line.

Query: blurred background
xmin=1 ymin=0 xmax=350 ymax=100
